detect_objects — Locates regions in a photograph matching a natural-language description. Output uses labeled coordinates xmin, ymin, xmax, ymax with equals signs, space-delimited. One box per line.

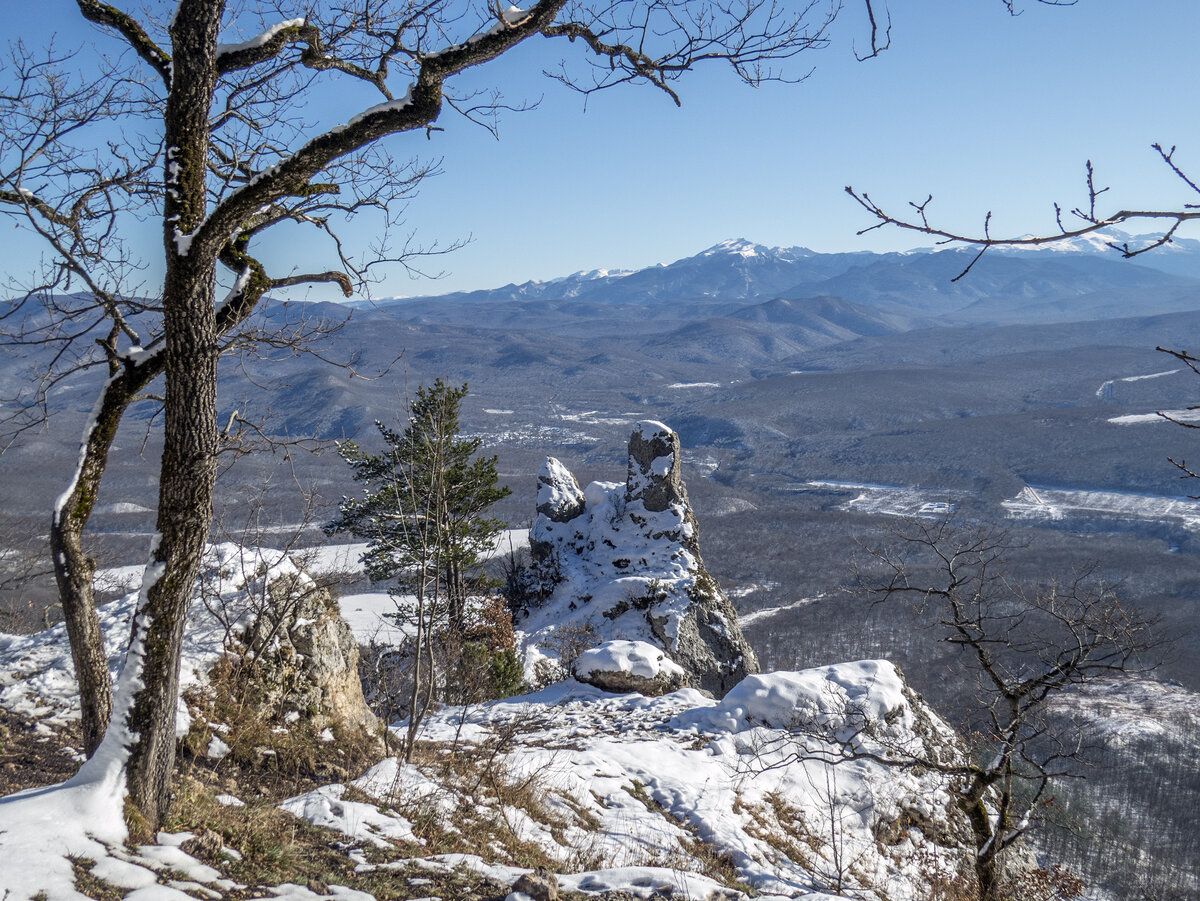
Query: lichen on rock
xmin=235 ymin=568 xmax=378 ymax=736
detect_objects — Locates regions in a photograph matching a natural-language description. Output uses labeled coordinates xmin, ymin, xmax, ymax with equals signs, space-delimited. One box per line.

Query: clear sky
xmin=5 ymin=0 xmax=1200 ymax=299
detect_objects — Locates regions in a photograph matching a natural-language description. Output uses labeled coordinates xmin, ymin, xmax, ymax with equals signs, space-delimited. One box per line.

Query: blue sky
xmin=5 ymin=1 xmax=1200 ymax=298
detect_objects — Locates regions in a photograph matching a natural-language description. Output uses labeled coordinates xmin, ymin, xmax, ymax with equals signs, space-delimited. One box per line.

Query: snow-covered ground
xmin=0 ymin=539 xmax=973 ymax=901
xmin=1002 ymin=485 xmax=1200 ymax=531
xmin=283 ymin=664 xmax=968 ymax=901
xmin=793 ymin=481 xmax=956 ymax=519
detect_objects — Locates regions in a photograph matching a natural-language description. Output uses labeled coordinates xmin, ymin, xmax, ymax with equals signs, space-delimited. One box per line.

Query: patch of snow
xmin=95 ymin=502 xmax=152 ymax=515
xmin=94 ymin=564 xmax=148 ymax=595
xmin=338 ymin=592 xmax=413 ymax=645
xmin=575 ymin=640 xmax=685 ymax=681
xmin=216 ymin=17 xmax=306 ymax=56
xmin=346 ymin=86 xmax=414 ymax=129
xmin=207 ymin=736 xmax=231 ymax=759
xmin=1108 ymin=408 xmax=1200 ymax=425
xmin=1121 ymin=368 xmax=1180 ymax=382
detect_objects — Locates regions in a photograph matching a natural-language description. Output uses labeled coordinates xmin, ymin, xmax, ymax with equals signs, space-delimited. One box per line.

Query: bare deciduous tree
xmin=849 ymin=520 xmax=1162 ymax=900
xmin=846 ymin=144 xmax=1200 ymax=281
xmin=749 ymin=521 xmax=1162 ymax=901
xmin=2 ymin=0 xmax=865 ymax=831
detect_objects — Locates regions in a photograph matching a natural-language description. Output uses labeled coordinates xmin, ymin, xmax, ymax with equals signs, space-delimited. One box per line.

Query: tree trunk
xmin=961 ymin=793 xmax=1001 ymax=901
xmin=123 ymin=263 xmax=219 ymax=827
xmin=122 ymin=0 xmax=222 ymax=830
xmin=51 ymin=364 xmax=160 ymax=756
xmin=50 ymin=522 xmax=111 ymax=757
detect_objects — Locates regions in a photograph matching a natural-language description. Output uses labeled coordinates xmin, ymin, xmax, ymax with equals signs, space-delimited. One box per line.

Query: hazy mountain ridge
xmin=361 ymin=233 xmax=1200 ymax=319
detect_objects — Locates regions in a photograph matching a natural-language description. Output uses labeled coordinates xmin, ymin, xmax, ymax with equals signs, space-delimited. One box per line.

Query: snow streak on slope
xmin=1108 ymin=408 xmax=1200 ymax=425
xmin=1095 ymin=368 xmax=1180 ymax=398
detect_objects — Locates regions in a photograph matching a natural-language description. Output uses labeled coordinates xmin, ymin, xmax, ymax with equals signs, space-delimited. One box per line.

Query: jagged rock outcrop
xmin=521 ymin=421 xmax=759 ymax=696
xmin=238 ymin=571 xmax=378 ymax=735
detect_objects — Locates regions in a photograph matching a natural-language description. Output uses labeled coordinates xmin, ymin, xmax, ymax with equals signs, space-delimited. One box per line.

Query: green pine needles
xmin=327 ymin=380 xmax=511 ymax=758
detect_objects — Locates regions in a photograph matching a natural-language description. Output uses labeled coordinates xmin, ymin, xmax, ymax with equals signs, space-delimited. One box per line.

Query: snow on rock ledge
xmin=363 ymin=659 xmax=979 ymax=900
xmin=521 ymin=422 xmax=758 ymax=695
xmin=574 ymin=639 xmax=687 ymax=696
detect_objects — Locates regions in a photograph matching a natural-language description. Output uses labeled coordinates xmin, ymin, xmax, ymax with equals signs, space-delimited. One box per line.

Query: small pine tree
xmin=326 ymin=380 xmax=510 ymax=756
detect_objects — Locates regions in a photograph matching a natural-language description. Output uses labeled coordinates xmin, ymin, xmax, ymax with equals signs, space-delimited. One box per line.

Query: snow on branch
xmin=216 ymin=17 xmax=307 ymax=57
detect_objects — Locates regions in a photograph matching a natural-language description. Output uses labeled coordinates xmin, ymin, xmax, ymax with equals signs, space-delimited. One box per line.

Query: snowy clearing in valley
xmin=1002 ymin=486 xmax=1200 ymax=530
xmin=1107 ymin=408 xmax=1200 ymax=425
xmin=556 ymin=409 xmax=642 ymax=426
xmin=792 ymin=481 xmax=956 ymax=518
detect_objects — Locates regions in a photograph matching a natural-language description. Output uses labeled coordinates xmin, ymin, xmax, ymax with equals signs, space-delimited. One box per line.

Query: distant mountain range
xmin=356 ymin=233 xmax=1200 ymax=325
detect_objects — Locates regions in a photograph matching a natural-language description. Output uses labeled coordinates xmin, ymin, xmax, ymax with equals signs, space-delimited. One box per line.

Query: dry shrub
xmin=531 ymin=622 xmax=600 ymax=689
xmin=180 ymin=654 xmax=382 ymax=800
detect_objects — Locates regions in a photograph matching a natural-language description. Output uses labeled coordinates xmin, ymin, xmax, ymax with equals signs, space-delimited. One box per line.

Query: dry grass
xmin=69 ymin=858 xmax=128 ymax=901
xmin=179 ymin=656 xmax=383 ymax=802
xmin=164 ymin=773 xmax=516 ymax=899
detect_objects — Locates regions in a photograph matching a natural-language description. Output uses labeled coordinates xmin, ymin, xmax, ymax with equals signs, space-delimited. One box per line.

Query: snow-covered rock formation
xmin=0 ymin=544 xmax=375 ymax=738
xmin=521 ymin=421 xmax=759 ymax=695
xmin=574 ymin=639 xmax=687 ymax=696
